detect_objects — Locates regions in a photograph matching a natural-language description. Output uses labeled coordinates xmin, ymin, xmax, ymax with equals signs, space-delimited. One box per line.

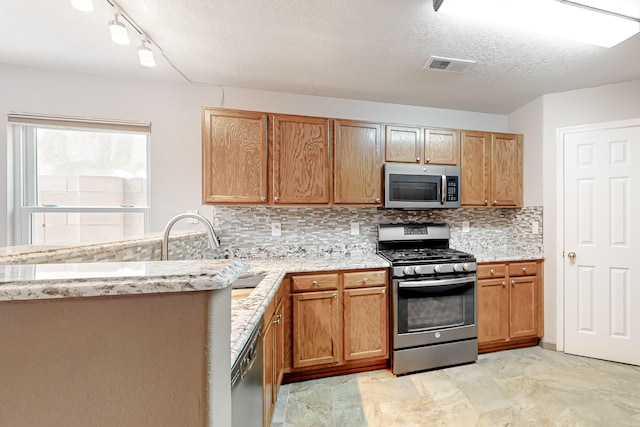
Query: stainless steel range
xmin=377 ymin=223 xmax=478 ymax=375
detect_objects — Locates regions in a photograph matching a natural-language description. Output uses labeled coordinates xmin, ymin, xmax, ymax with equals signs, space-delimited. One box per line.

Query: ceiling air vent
xmin=424 ymin=56 xmax=476 ymax=73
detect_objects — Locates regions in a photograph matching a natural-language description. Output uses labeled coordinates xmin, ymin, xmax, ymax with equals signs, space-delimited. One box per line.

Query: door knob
xmin=568 ymin=252 xmax=576 ymax=260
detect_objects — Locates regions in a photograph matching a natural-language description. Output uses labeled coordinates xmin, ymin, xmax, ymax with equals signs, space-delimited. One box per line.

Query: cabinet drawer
xmin=509 ymin=262 xmax=538 ymax=277
xmin=343 ymin=270 xmax=387 ymax=288
xmin=291 ymin=273 xmax=339 ymax=292
xmin=477 ymin=264 xmax=507 ymax=279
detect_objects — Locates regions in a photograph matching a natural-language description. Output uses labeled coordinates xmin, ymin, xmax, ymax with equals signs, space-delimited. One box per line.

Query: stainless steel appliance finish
xmin=231 ymin=319 xmax=263 ymax=427
xmin=378 ymin=223 xmax=477 ymax=375
xmin=384 ymin=163 xmax=461 ymax=209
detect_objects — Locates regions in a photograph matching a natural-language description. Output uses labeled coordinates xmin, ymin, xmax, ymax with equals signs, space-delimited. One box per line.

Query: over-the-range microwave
xmin=384 ymin=163 xmax=461 ymax=209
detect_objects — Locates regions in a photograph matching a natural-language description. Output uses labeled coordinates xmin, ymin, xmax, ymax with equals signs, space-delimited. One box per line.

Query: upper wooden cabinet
xmin=461 ymin=131 xmax=523 ymax=207
xmin=385 ymin=125 xmax=459 ymax=166
xmin=333 ymin=120 xmax=383 ymax=205
xmin=202 ymin=108 xmax=268 ymax=204
xmin=270 ymin=114 xmax=330 ymax=204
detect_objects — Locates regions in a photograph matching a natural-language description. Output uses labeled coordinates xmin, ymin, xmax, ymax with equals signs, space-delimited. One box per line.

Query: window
xmin=9 ymin=114 xmax=151 ymax=246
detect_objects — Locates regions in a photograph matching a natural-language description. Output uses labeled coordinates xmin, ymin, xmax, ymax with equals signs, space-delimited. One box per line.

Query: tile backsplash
xmin=211 ymin=206 xmax=543 ymax=259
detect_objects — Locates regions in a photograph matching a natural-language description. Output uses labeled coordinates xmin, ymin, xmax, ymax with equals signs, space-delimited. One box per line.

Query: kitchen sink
xmin=231 ymin=272 xmax=267 ymax=289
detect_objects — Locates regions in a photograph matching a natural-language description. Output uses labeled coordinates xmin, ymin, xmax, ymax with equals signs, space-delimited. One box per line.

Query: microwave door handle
xmin=441 ymin=175 xmax=446 ymax=204
xmin=398 ymin=277 xmax=474 ymax=288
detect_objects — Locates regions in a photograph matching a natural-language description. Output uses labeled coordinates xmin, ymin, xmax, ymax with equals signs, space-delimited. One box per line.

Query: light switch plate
xmin=462 ymin=221 xmax=470 ymax=233
xmin=271 ymin=222 xmax=281 ymax=237
xmin=532 ymin=221 xmax=540 ymax=235
xmin=350 ymin=222 xmax=360 ymax=235
xmin=186 ymin=210 xmax=199 ymax=224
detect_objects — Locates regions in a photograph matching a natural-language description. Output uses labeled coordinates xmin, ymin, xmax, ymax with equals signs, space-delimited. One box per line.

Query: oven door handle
xmin=441 ymin=175 xmax=446 ymax=204
xmin=398 ymin=276 xmax=474 ymax=288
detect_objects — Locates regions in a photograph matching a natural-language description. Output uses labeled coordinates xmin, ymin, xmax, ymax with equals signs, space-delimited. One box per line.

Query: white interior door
xmin=564 ymin=125 xmax=640 ymax=365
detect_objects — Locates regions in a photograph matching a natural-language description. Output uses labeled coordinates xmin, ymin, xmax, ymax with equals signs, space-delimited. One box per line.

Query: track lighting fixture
xmin=71 ymin=0 xmax=94 ymax=12
xmin=109 ymin=13 xmax=130 ymax=45
xmin=137 ymin=40 xmax=156 ymax=67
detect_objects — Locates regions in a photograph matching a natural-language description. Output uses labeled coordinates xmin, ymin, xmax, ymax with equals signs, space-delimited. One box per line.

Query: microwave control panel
xmin=446 ymin=176 xmax=459 ymax=202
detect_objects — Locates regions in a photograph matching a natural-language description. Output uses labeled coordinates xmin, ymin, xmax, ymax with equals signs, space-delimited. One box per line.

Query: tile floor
xmin=270 ymin=346 xmax=640 ymax=426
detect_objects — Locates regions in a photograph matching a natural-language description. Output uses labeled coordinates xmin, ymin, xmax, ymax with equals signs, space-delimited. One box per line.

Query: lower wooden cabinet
xmin=288 ymin=269 xmax=388 ymax=377
xmin=477 ymin=260 xmax=544 ymax=353
xmin=263 ymin=285 xmax=285 ymax=426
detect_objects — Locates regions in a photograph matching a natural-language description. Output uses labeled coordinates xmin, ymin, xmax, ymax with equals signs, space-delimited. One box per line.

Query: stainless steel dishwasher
xmin=231 ymin=319 xmax=263 ymax=427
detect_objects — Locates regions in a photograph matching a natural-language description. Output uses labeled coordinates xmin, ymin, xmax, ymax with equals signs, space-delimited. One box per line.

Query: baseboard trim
xmin=540 ymin=341 xmax=557 ymax=351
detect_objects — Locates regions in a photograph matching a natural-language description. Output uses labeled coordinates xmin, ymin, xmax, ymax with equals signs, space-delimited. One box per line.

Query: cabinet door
xmin=292 ymin=290 xmax=340 ymax=368
xmin=385 ymin=125 xmax=422 ymax=163
xmin=202 ymin=109 xmax=268 ymax=204
xmin=274 ymin=301 xmax=285 ymax=397
xmin=460 ymin=131 xmax=491 ymax=206
xmin=477 ymin=278 xmax=509 ymax=344
xmin=343 ymin=286 xmax=388 ymax=361
xmin=333 ymin=120 xmax=383 ymax=205
xmin=271 ymin=114 xmax=330 ymax=204
xmin=509 ymin=276 xmax=538 ymax=339
xmin=425 ymin=128 xmax=459 ymax=166
xmin=491 ymin=133 xmax=523 ymax=207
xmin=263 ymin=316 xmax=276 ymax=426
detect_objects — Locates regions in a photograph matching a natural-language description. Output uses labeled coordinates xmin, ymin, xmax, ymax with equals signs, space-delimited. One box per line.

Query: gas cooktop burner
xmin=378 ymin=247 xmax=474 ymax=264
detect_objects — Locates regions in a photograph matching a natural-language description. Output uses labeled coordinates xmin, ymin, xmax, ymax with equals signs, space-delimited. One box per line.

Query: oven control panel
xmin=394 ymin=262 xmax=477 ymax=278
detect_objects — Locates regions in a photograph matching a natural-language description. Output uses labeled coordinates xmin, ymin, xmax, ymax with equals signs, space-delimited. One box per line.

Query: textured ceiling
xmin=2 ymin=0 xmax=640 ymax=114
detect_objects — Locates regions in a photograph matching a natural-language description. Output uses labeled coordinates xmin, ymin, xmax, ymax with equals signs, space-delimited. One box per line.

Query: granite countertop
xmin=229 ymin=254 xmax=391 ymax=365
xmin=474 ymin=251 xmax=545 ymax=263
xmin=0 ymin=259 xmax=249 ymax=301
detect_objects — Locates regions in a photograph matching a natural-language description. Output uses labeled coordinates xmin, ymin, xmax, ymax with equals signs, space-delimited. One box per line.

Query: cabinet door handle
xmin=511 ymin=280 xmax=517 ymax=285
xmin=484 ymin=200 xmax=489 ymax=205
xmin=312 ymin=280 xmax=318 ymax=287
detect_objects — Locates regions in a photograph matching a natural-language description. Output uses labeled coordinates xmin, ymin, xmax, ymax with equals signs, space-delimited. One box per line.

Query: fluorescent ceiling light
xmin=138 ymin=41 xmax=156 ymax=67
xmin=71 ymin=0 xmax=93 ymax=12
xmin=433 ymin=0 xmax=640 ymax=48
xmin=109 ymin=14 xmax=130 ymax=45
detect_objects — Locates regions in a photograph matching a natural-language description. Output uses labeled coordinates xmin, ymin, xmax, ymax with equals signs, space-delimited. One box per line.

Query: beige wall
xmin=509 ymin=78 xmax=640 ymax=348
xmin=0 ymin=292 xmax=210 ymax=427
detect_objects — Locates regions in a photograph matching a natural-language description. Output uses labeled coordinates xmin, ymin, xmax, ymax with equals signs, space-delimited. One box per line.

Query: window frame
xmin=9 ymin=114 xmax=151 ymax=246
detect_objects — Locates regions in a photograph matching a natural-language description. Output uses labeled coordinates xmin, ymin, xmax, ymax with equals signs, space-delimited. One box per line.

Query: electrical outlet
xmin=350 ymin=222 xmax=360 ymax=235
xmin=271 ymin=222 xmax=281 ymax=237
xmin=532 ymin=221 xmax=540 ymax=235
xmin=462 ymin=221 xmax=470 ymax=233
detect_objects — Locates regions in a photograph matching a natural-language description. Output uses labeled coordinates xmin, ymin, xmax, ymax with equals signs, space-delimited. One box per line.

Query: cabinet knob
xmin=522 ymin=267 xmax=527 ymax=272
xmin=502 ymin=281 xmax=506 ymax=287
xmin=416 ymin=157 xmax=421 ymax=162
xmin=260 ymin=196 xmax=266 ymax=202
xmin=484 ymin=200 xmax=489 ymax=205
xmin=273 ymin=318 xmax=280 ymax=325
xmin=492 ymin=200 xmax=498 ymax=205
xmin=312 ymin=280 xmax=318 ymax=287
xmin=363 ymin=277 xmax=369 ymax=283
xmin=274 ymin=196 xmax=280 ymax=202
xmin=511 ymin=279 xmax=517 ymax=285
xmin=490 ymin=269 xmax=495 ymax=274
xmin=332 ymin=293 xmax=337 ymax=298
xmin=381 ymin=289 xmax=386 ymax=294
xmin=426 ymin=157 xmax=431 ymax=163
xmin=375 ymin=197 xmax=381 ymax=203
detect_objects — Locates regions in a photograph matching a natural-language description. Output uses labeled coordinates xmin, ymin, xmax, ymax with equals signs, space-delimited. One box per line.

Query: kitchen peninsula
xmin=0 ymin=258 xmax=248 ymax=427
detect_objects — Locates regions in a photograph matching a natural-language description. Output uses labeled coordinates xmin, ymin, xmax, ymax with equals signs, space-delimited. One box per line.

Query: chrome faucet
xmin=161 ymin=212 xmax=220 ymax=261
